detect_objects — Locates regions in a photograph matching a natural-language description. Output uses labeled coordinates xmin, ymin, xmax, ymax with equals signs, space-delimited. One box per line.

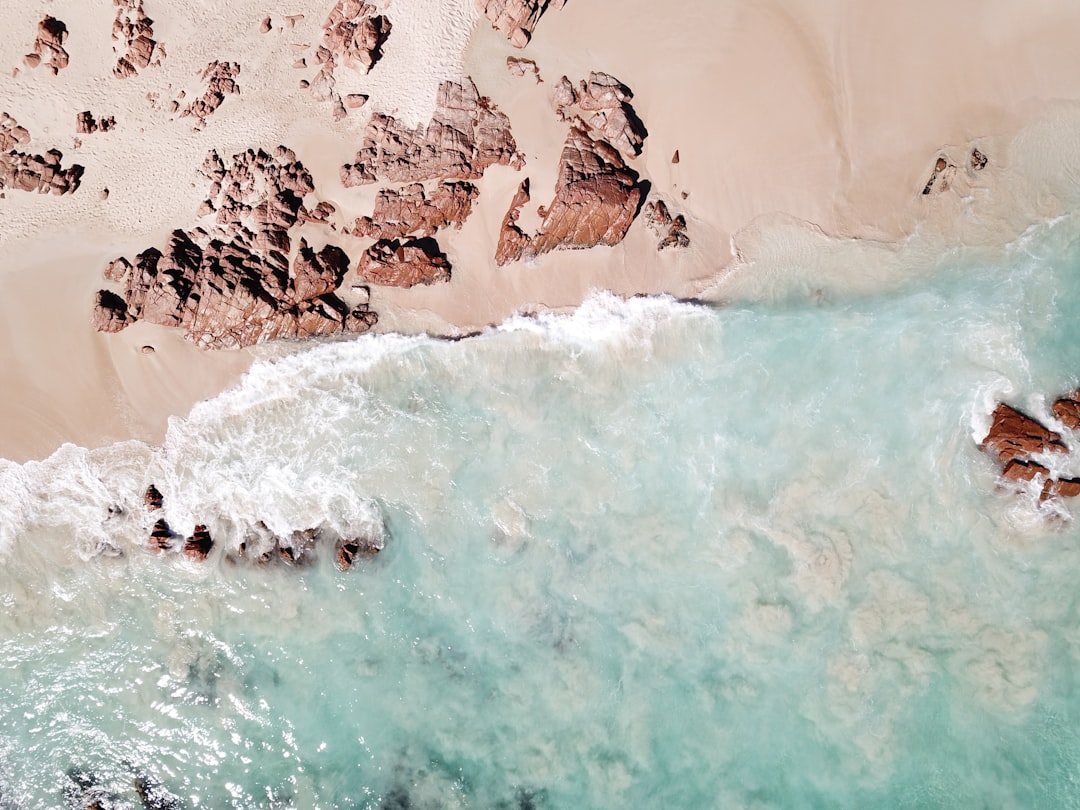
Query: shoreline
xmin=5 ymin=0 xmax=1080 ymax=461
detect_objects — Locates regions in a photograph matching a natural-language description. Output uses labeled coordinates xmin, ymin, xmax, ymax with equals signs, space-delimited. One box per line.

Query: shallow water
xmin=4 ymin=218 xmax=1080 ymax=807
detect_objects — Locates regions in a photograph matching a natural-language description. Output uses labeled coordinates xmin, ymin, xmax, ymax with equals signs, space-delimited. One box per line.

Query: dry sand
xmin=4 ymin=0 xmax=1080 ymax=461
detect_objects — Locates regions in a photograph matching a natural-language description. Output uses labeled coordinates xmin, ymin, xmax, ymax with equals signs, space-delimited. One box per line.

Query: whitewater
xmin=4 ymin=214 xmax=1080 ymax=807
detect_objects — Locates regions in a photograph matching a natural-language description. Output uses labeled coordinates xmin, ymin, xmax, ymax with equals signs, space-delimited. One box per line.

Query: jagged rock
xmin=0 ymin=113 xmax=31 ymax=151
xmin=506 ymin=56 xmax=541 ymax=82
xmin=177 ymin=61 xmax=240 ymax=125
xmin=112 ymin=0 xmax=164 ymax=78
xmin=495 ymin=178 xmax=531 ymax=265
xmin=971 ymin=148 xmax=988 ymax=171
xmin=0 ymin=147 xmax=83 ymax=195
xmin=644 ymin=199 xmax=689 ymax=250
xmin=1045 ymin=478 xmax=1080 ymax=499
xmin=322 ymin=1 xmax=391 ymax=73
xmin=528 ymin=127 xmax=642 ymax=256
xmin=981 ymin=403 xmax=1068 ymax=463
xmin=357 ymin=239 xmax=451 ymax=287
xmin=554 ymin=73 xmax=646 ymax=157
xmin=91 ymin=290 xmax=133 ymax=332
xmin=341 ymin=78 xmax=522 ymax=186
xmin=672 ymin=149 xmax=680 ymax=164
xmin=279 ymin=528 xmax=319 ymax=565
xmin=1053 ymin=393 xmax=1080 ymax=430
xmin=287 ymin=14 xmax=305 ymax=27
xmin=299 ymin=200 xmax=337 ymax=224
xmin=922 ymin=156 xmax=957 ymax=195
xmin=476 ymin=0 xmax=566 ymax=47
xmin=183 ymin=525 xmax=213 ymax=560
xmin=75 ymin=112 xmax=116 ymax=135
xmin=149 ymin=519 xmax=174 ymax=552
xmin=335 ymin=534 xmax=382 ymax=570
xmin=144 ymin=484 xmax=164 ymax=511
xmin=95 ymin=147 xmax=377 ymax=348
xmin=260 ymin=16 xmax=272 ymax=33
xmin=351 ymin=182 xmax=478 ymax=240
xmin=345 ymin=93 xmax=369 ymax=109
xmin=27 ymin=16 xmax=69 ymax=75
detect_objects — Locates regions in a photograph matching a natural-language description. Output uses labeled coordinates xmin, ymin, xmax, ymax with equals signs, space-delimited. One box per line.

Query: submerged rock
xmin=144 ymin=484 xmax=163 ymax=511
xmin=183 ymin=525 xmax=213 ymax=561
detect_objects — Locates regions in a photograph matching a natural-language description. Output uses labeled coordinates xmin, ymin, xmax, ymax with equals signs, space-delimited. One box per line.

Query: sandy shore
xmin=4 ymin=0 xmax=1080 ymax=461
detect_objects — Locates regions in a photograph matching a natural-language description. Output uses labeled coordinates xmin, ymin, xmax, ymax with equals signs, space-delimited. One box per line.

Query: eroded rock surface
xmin=506 ymin=56 xmax=541 ymax=82
xmin=1053 ymin=392 xmax=1080 ymax=430
xmin=495 ymin=178 xmax=531 ymax=266
xmin=982 ymin=403 xmax=1067 ymax=463
xmin=177 ymin=61 xmax=241 ymax=127
xmin=94 ymin=146 xmax=377 ymax=348
xmin=301 ymin=2 xmax=391 ymax=118
xmin=112 ymin=0 xmax=165 ymax=78
xmin=357 ymin=238 xmax=451 ymax=287
xmin=476 ymin=0 xmax=565 ymax=48
xmin=25 ymin=16 xmax=69 ymax=75
xmin=644 ymin=199 xmax=689 ymax=250
xmin=76 ymin=112 xmax=117 ymax=135
xmin=0 ymin=118 xmax=83 ymax=196
xmin=184 ymin=525 xmax=214 ymax=561
xmin=553 ymin=72 xmax=647 ymax=158
xmin=351 ymin=182 xmax=477 ymax=240
xmin=341 ymin=78 xmax=522 ymax=186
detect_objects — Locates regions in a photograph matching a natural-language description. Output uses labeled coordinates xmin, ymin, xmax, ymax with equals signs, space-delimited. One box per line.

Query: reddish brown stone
xmin=1052 ymin=394 xmax=1080 ymax=431
xmin=178 ymin=61 xmax=240 ymax=125
xmin=476 ymin=0 xmax=566 ymax=47
xmin=112 ymin=1 xmax=164 ymax=78
xmin=144 ymin=484 xmax=164 ymax=511
xmin=644 ymin=199 xmax=689 ymax=251
xmin=495 ymin=179 xmax=531 ymax=266
xmin=982 ymin=403 xmax=1067 ymax=462
xmin=149 ymin=519 xmax=173 ymax=552
xmin=357 ymin=239 xmax=452 ymax=287
xmin=183 ymin=525 xmax=214 ymax=560
xmin=352 ymin=182 xmax=478 ymax=240
xmin=335 ymin=534 xmax=381 ymax=570
xmin=28 ymin=16 xmax=69 ymax=74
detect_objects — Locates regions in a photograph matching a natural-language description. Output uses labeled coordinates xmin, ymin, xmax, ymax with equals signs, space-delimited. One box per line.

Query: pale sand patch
xmin=5 ymin=0 xmax=1080 ymax=460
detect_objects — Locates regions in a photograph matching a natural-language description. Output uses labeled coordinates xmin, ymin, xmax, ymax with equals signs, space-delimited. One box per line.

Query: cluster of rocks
xmin=980 ymin=398 xmax=1080 ymax=501
xmin=341 ymin=78 xmax=523 ymax=186
xmin=496 ymin=72 xmax=647 ymax=265
xmin=476 ymin=0 xmax=566 ymax=48
xmin=644 ymin=199 xmax=690 ymax=250
xmin=111 ymin=0 xmax=165 ymax=79
xmin=140 ymin=485 xmax=382 ymax=570
xmin=922 ymin=147 xmax=988 ymax=195
xmin=92 ymin=146 xmax=377 ymax=348
xmin=24 ymin=16 xmax=69 ymax=75
xmin=351 ymin=182 xmax=478 ymax=240
xmin=300 ymin=1 xmax=391 ymax=120
xmin=0 ymin=115 xmax=83 ymax=197
xmin=173 ymin=61 xmax=241 ymax=127
xmin=506 ymin=56 xmax=542 ymax=83
xmin=356 ymin=238 xmax=452 ymax=287
xmin=75 ymin=112 xmax=117 ymax=135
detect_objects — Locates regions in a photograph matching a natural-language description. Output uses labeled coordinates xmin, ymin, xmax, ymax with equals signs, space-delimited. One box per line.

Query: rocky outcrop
xmin=175 ymin=61 xmax=240 ymax=127
xmin=0 ymin=124 xmax=84 ymax=196
xmin=341 ymin=78 xmax=523 ymax=186
xmin=552 ymin=72 xmax=647 ymax=158
xmin=476 ymin=0 xmax=566 ymax=48
xmin=1052 ymin=392 xmax=1080 ymax=430
xmin=144 ymin=484 xmax=164 ymax=511
xmin=75 ymin=112 xmax=117 ymax=135
xmin=183 ymin=525 xmax=214 ymax=561
xmin=495 ymin=179 xmax=531 ymax=266
xmin=300 ymin=2 xmax=391 ymax=119
xmin=644 ymin=199 xmax=690 ymax=250
xmin=112 ymin=0 xmax=165 ymax=79
xmin=981 ymin=403 xmax=1067 ymax=463
xmin=357 ymin=239 xmax=451 ymax=287
xmin=506 ymin=56 xmax=541 ymax=82
xmin=335 ymin=534 xmax=382 ymax=570
xmin=94 ymin=146 xmax=377 ymax=349
xmin=149 ymin=519 xmax=175 ymax=552
xmin=25 ymin=16 xmax=69 ymax=75
xmin=351 ymin=182 xmax=478 ymax=240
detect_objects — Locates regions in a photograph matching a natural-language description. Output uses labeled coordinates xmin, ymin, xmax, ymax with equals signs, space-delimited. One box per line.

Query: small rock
xmin=144 ymin=484 xmax=163 ymax=511
xmin=260 ymin=16 xmax=272 ymax=33
xmin=970 ymin=148 xmax=988 ymax=171
xmin=140 ymin=344 xmax=155 ymax=354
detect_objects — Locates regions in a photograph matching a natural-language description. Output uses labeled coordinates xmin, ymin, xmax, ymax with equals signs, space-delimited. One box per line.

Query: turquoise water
xmin=5 ymin=219 xmax=1080 ymax=807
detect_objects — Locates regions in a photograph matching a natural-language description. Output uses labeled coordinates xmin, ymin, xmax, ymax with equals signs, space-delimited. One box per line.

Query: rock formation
xmin=495 ymin=179 xmax=531 ymax=265
xmin=476 ymin=0 xmax=566 ymax=48
xmin=111 ymin=0 xmax=165 ymax=79
xmin=0 ymin=118 xmax=83 ymax=196
xmin=351 ymin=182 xmax=478 ymax=240
xmin=301 ymin=2 xmax=391 ymax=118
xmin=506 ymin=56 xmax=541 ymax=82
xmin=1053 ymin=392 xmax=1080 ymax=430
xmin=183 ymin=525 xmax=214 ymax=561
xmin=25 ymin=16 xmax=69 ymax=75
xmin=357 ymin=239 xmax=452 ymax=287
xmin=341 ymin=78 xmax=523 ymax=186
xmin=644 ymin=199 xmax=690 ymax=250
xmin=75 ymin=112 xmax=117 ymax=135
xmin=176 ymin=61 xmax=240 ymax=126
xmin=144 ymin=484 xmax=164 ymax=511
xmin=552 ymin=72 xmax=647 ymax=158
xmin=335 ymin=534 xmax=382 ymax=570
xmin=93 ymin=146 xmax=377 ymax=348
xmin=981 ymin=403 xmax=1067 ymax=463
xmin=149 ymin=519 xmax=175 ymax=552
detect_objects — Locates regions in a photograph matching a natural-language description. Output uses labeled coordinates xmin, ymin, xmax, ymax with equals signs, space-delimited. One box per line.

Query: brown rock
xmin=644 ymin=199 xmax=690 ymax=251
xmin=554 ymin=73 xmax=646 ymax=157
xmin=527 ymin=127 xmax=643 ymax=256
xmin=672 ymin=149 xmax=680 ymax=164
xmin=0 ymin=113 xmax=31 ymax=151
xmin=149 ymin=518 xmax=174 ymax=552
xmin=351 ymin=182 xmax=478 ymax=240
xmin=260 ymin=16 xmax=272 ymax=33
xmin=506 ymin=56 xmax=541 ymax=82
xmin=112 ymin=1 xmax=164 ymax=78
xmin=476 ymin=0 xmax=566 ymax=47
xmin=1052 ymin=393 xmax=1080 ymax=430
xmin=321 ymin=1 xmax=392 ymax=73
xmin=971 ymin=148 xmax=988 ymax=171
xmin=335 ymin=534 xmax=381 ymax=570
xmin=144 ymin=484 xmax=164 ymax=511
xmin=178 ymin=61 xmax=241 ymax=125
xmin=28 ymin=16 xmax=69 ymax=74
xmin=345 ymin=93 xmax=369 ymax=109
xmin=75 ymin=112 xmax=116 ymax=135
xmin=341 ymin=78 xmax=522 ymax=186
xmin=1000 ymin=458 xmax=1049 ymax=483
xmin=357 ymin=238 xmax=452 ymax=287
xmin=1045 ymin=478 xmax=1080 ymax=499
xmin=183 ymin=525 xmax=214 ymax=560
xmin=495 ymin=178 xmax=531 ymax=266
xmin=286 ymin=14 xmax=305 ymax=27
xmin=91 ymin=290 xmax=133 ymax=332
xmin=0 ymin=122 xmax=83 ymax=196
xmin=95 ymin=147 xmax=378 ymax=348
xmin=981 ymin=403 xmax=1068 ymax=463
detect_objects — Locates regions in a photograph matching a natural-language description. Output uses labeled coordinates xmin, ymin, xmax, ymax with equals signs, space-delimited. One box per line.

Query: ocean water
xmin=5 ymin=217 xmax=1080 ymax=808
